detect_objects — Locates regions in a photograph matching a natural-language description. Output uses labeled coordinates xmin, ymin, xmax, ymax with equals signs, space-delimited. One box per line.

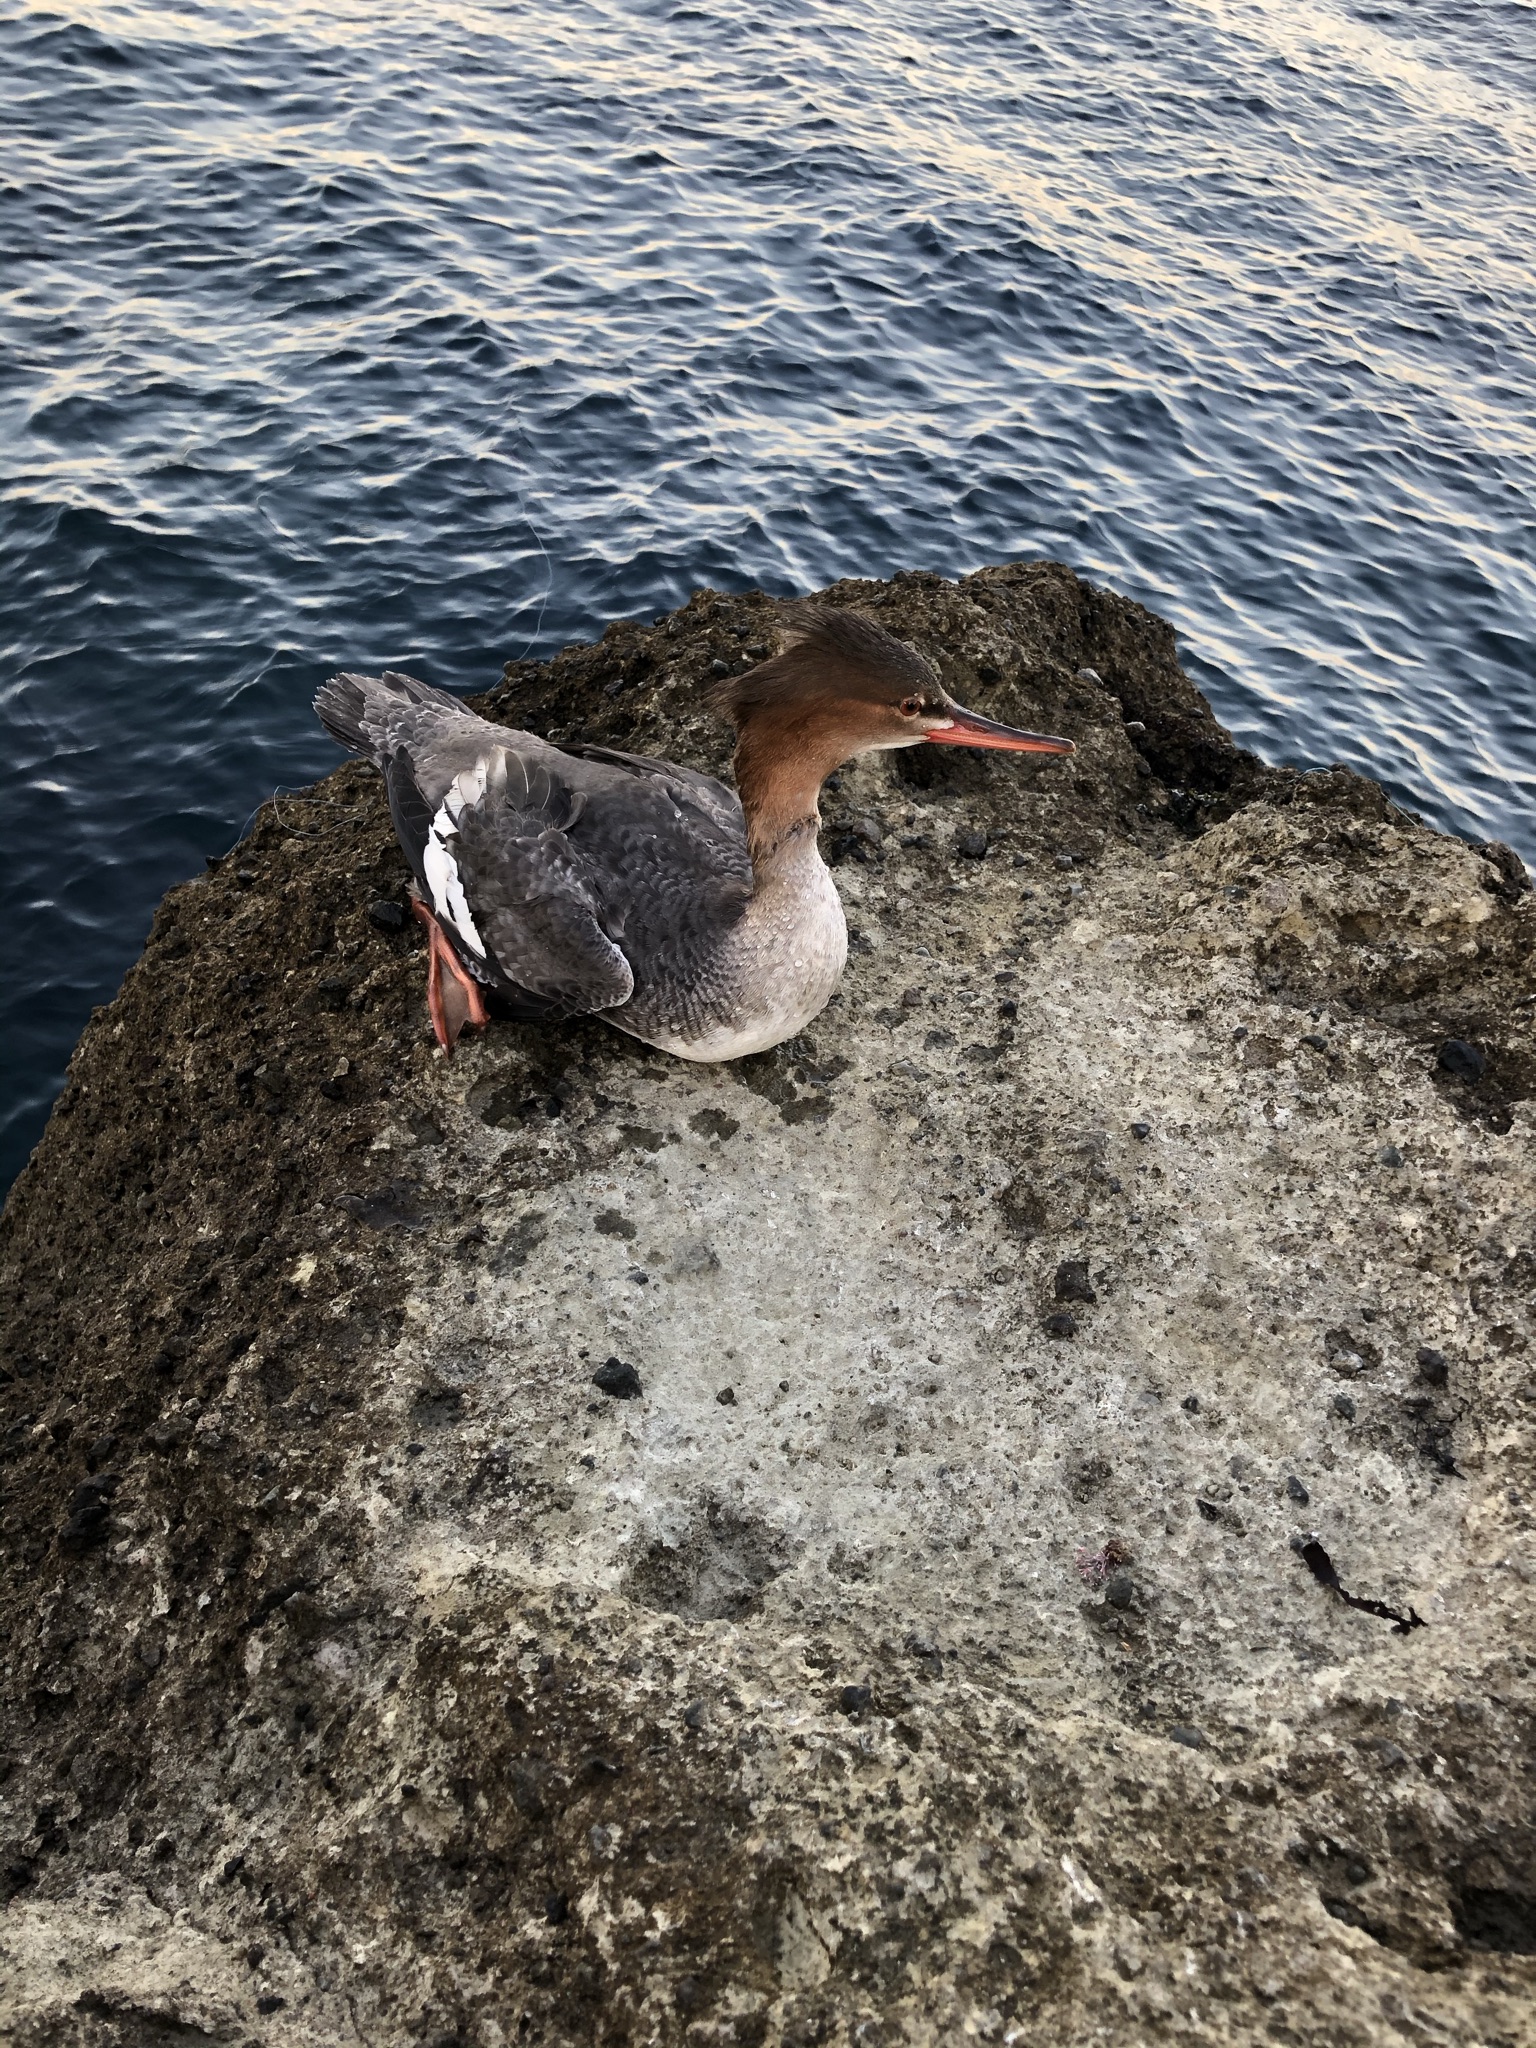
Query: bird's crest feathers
xmin=705 ymin=605 xmax=940 ymax=722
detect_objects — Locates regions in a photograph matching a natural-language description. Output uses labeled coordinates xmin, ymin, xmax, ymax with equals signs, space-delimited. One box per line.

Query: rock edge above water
xmin=2 ymin=562 xmax=1534 ymax=2048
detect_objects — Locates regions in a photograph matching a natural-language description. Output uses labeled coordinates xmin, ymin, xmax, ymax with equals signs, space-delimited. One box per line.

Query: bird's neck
xmin=732 ymin=709 xmax=850 ymax=885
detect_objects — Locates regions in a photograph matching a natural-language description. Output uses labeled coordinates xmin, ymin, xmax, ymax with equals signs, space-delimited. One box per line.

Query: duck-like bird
xmin=315 ymin=607 xmax=1073 ymax=1059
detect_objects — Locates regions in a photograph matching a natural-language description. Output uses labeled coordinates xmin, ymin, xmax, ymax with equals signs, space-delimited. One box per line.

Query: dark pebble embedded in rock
xmin=1376 ymin=1145 xmax=1404 ymax=1168
xmin=1131 ymin=1121 xmax=1151 ymax=1140
xmin=1332 ymin=1393 xmax=1357 ymax=1420
xmin=838 ymin=1683 xmax=873 ymax=1716
xmin=716 ymin=1387 xmax=736 ymax=1406
xmin=1286 ymin=1476 xmax=1310 ymax=1504
xmin=1181 ymin=1394 xmax=1199 ymax=1413
xmin=1044 ymin=1311 xmax=1078 ymax=1339
xmin=955 ymin=828 xmax=989 ymax=860
xmin=683 ymin=1700 xmax=707 ymax=1730
xmin=1437 ymin=1039 xmax=1487 ymax=1084
xmin=367 ymin=900 xmax=406 ymax=933
xmin=1054 ymin=1259 xmax=1097 ymax=1304
xmin=592 ymin=1358 xmax=642 ymax=1400
xmin=1416 ymin=1347 xmax=1450 ymax=1386
xmin=1105 ymin=1573 xmax=1134 ymax=1610
xmin=256 ymin=1995 xmax=287 ymax=2015
xmin=58 ymin=1502 xmax=111 ymax=1552
xmin=1301 ymin=1033 xmax=1327 ymax=1051
xmin=545 ymin=1893 xmax=569 ymax=1925
xmin=1170 ymin=1725 xmax=1205 ymax=1749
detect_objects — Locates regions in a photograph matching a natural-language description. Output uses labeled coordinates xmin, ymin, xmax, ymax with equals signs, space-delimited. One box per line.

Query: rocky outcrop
xmin=2 ymin=563 xmax=1534 ymax=2047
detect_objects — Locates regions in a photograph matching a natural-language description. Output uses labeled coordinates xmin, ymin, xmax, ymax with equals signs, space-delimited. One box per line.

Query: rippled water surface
xmin=3 ymin=0 xmax=1534 ymax=1189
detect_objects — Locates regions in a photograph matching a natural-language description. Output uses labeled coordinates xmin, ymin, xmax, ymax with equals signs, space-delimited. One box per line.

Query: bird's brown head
xmin=710 ymin=606 xmax=1074 ymax=857
xmin=708 ymin=603 xmax=1076 ymax=762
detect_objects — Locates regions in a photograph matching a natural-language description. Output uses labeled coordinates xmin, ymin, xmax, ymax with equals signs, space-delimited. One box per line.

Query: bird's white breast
xmin=631 ymin=851 xmax=848 ymax=1063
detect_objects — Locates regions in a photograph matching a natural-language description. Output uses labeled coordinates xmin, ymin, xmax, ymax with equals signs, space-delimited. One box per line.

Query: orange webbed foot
xmin=411 ymin=896 xmax=490 ymax=1054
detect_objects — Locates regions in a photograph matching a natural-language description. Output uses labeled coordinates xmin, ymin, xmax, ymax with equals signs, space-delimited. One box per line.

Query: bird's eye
xmin=899 ymin=695 xmax=925 ymax=717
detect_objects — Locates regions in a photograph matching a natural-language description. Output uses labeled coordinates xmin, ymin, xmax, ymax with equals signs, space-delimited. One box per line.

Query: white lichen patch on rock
xmin=391 ymin=827 xmax=1508 ymax=1684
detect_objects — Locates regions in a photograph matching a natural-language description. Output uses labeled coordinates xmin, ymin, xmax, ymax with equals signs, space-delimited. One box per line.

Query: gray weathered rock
xmin=2 ymin=564 xmax=1534 ymax=2045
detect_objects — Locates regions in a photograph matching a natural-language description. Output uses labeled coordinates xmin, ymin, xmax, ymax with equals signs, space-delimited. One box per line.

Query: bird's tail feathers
xmin=314 ymin=672 xmax=374 ymax=757
xmin=314 ymin=669 xmax=467 ymax=762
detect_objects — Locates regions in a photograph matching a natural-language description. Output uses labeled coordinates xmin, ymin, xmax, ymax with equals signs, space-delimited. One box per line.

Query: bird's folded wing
xmin=452 ymin=805 xmax=635 ymax=1017
xmin=384 ymin=747 xmax=437 ymax=893
xmin=388 ymin=731 xmax=749 ymax=1019
xmin=563 ymin=742 xmax=745 ymax=839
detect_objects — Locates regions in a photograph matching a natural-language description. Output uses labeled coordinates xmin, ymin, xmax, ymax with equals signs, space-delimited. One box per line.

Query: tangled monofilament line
xmin=1074 ymin=1538 xmax=1132 ymax=1588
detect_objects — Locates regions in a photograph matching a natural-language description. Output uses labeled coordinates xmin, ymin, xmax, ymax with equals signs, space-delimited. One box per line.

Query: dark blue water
xmin=3 ymin=0 xmax=1534 ymax=1192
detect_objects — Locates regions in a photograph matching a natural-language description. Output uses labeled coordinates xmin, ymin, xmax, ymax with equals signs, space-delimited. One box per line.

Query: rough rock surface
xmin=2 ymin=563 xmax=1534 ymax=2048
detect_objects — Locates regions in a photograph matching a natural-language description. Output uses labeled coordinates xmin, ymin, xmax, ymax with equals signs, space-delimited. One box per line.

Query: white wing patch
xmin=424 ymin=759 xmax=491 ymax=959
xmin=441 ymin=756 xmax=487 ymax=824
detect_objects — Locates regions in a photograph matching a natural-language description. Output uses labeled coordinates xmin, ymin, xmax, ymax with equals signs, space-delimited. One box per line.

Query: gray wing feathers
xmin=565 ymin=741 xmax=745 ymax=838
xmin=315 ymin=670 xmax=753 ymax=1021
xmin=457 ymin=816 xmax=635 ymax=1015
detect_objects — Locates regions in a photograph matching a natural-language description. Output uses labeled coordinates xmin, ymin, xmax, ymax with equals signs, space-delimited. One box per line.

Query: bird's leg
xmin=411 ymin=897 xmax=489 ymax=1054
